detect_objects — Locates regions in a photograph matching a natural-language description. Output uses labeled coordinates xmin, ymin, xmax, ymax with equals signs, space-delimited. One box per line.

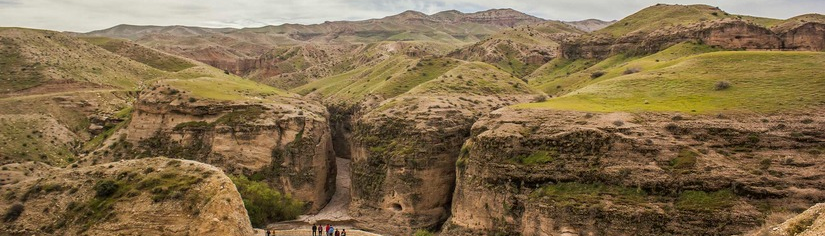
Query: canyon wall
xmin=100 ymin=85 xmax=336 ymax=212
xmin=445 ymin=108 xmax=825 ymax=235
xmin=563 ymin=20 xmax=824 ymax=59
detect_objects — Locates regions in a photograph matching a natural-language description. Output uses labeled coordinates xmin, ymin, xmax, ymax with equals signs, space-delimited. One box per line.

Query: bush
xmin=94 ymin=180 xmax=119 ymax=198
xmin=613 ymin=120 xmax=625 ymax=127
xmin=714 ymin=81 xmax=731 ymax=90
xmin=3 ymin=204 xmax=23 ymax=222
xmin=230 ymin=175 xmax=303 ymax=228
xmin=590 ymin=71 xmax=605 ymax=79
xmin=532 ymin=95 xmax=547 ymax=103
xmin=623 ymin=67 xmax=641 ymax=75
xmin=414 ymin=230 xmax=434 ymax=236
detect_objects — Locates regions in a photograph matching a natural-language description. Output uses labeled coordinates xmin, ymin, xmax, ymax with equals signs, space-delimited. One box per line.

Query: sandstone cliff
xmin=343 ymin=62 xmax=544 ymax=235
xmin=0 ymin=157 xmax=254 ymax=235
xmin=90 ymin=83 xmax=336 ymax=212
xmin=445 ymin=108 xmax=824 ymax=235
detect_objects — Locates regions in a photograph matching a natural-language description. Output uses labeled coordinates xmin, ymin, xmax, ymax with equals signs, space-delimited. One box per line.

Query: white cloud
xmin=0 ymin=0 xmax=823 ymax=32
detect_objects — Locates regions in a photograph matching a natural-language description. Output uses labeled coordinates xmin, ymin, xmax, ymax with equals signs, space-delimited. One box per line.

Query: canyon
xmin=1 ymin=3 xmax=824 ymax=236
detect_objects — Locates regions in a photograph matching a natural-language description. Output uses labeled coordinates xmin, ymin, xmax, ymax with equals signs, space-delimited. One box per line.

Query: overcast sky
xmin=1 ymin=0 xmax=824 ymax=32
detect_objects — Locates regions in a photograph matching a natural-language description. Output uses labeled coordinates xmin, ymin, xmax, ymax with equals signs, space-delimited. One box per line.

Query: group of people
xmin=312 ymin=224 xmax=346 ymax=236
xmin=262 ymin=223 xmax=347 ymax=236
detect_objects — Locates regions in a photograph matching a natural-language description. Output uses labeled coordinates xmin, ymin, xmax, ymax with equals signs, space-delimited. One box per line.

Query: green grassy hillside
xmin=80 ymin=37 xmax=195 ymax=72
xmin=518 ymin=51 xmax=825 ymax=113
xmin=594 ymin=4 xmax=779 ymax=37
xmin=408 ymin=61 xmax=539 ymax=96
xmin=529 ymin=42 xmax=721 ymax=95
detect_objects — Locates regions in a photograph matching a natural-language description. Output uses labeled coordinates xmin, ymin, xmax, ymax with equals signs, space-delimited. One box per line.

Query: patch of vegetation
xmin=94 ymin=180 xmax=119 ymax=198
xmin=164 ymin=76 xmax=290 ymax=101
xmin=518 ymin=51 xmax=825 ymax=113
xmin=0 ymin=37 xmax=44 ymax=92
xmin=511 ymin=150 xmax=557 ymax=165
xmin=675 ymin=189 xmax=737 ymax=212
xmin=714 ymin=81 xmax=732 ymax=91
xmin=80 ymin=37 xmax=195 ymax=72
xmin=214 ymin=107 xmax=264 ymax=126
xmin=414 ymin=229 xmax=435 ymax=236
xmin=135 ymin=170 xmax=203 ymax=203
xmin=230 ymin=175 xmax=303 ymax=228
xmin=532 ymin=182 xmax=647 ymax=207
xmin=786 ymin=214 xmax=817 ymax=236
xmin=173 ymin=121 xmax=214 ymax=130
xmin=3 ymin=204 xmax=24 ymax=222
xmin=670 ymin=149 xmax=698 ymax=169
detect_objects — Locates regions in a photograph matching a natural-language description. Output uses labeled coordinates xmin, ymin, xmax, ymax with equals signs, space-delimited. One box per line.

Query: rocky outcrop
xmin=0 ymin=157 xmax=254 ymax=235
xmin=563 ymin=19 xmax=825 ymax=59
xmin=97 ymin=85 xmax=336 ymax=212
xmin=754 ymin=203 xmax=825 ymax=236
xmin=445 ymin=108 xmax=825 ymax=235
xmin=347 ymin=94 xmax=537 ymax=235
xmin=777 ymin=23 xmax=825 ymax=51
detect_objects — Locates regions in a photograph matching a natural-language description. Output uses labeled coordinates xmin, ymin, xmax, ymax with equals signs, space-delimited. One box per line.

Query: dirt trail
xmin=299 ymin=157 xmax=354 ymax=223
xmin=268 ymin=158 xmax=370 ymax=233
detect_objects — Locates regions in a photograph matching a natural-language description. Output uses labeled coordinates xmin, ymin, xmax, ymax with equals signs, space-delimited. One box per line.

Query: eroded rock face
xmin=348 ymin=95 xmax=536 ymax=235
xmin=445 ymin=108 xmax=825 ymax=236
xmin=101 ymin=86 xmax=336 ymax=212
xmin=754 ymin=203 xmax=825 ymax=236
xmin=563 ymin=20 xmax=824 ymax=59
xmin=0 ymin=157 xmax=254 ymax=236
xmin=778 ymin=23 xmax=825 ymax=51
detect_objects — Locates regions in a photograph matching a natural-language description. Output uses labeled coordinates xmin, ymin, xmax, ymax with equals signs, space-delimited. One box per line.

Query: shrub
xmin=532 ymin=95 xmax=547 ymax=103
xmin=623 ymin=67 xmax=641 ymax=75
xmin=3 ymin=204 xmax=23 ymax=222
xmin=414 ymin=230 xmax=434 ymax=236
xmin=94 ymin=180 xmax=119 ymax=198
xmin=590 ymin=71 xmax=605 ymax=79
xmin=230 ymin=175 xmax=303 ymax=228
xmin=714 ymin=81 xmax=731 ymax=90
xmin=613 ymin=120 xmax=625 ymax=127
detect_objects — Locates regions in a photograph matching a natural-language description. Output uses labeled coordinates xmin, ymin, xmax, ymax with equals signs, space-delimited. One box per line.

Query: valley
xmin=1 ymin=3 xmax=824 ymax=236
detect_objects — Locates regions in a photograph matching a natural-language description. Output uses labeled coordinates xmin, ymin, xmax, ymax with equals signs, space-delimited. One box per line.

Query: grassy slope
xmin=292 ymin=55 xmax=461 ymax=103
xmin=518 ymin=51 xmax=825 ymax=113
xmin=408 ymin=61 xmax=539 ymax=96
xmin=529 ymin=42 xmax=721 ymax=95
xmin=594 ymin=4 xmax=780 ymax=38
xmin=0 ymin=28 xmax=163 ymax=91
xmin=80 ymin=37 xmax=195 ymax=72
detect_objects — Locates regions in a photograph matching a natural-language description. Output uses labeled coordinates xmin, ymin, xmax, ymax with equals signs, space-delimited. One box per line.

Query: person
xmin=328 ymin=225 xmax=335 ymax=236
xmin=312 ymin=224 xmax=317 ymax=236
xmin=334 ymin=229 xmax=340 ymax=236
xmin=318 ymin=225 xmax=324 ymax=236
xmin=341 ymin=229 xmax=346 ymax=236
xmin=325 ymin=224 xmax=330 ymax=235
xmin=265 ymin=230 xmax=271 ymax=236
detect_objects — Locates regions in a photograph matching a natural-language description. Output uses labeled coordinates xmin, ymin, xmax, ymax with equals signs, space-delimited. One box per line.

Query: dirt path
xmin=300 ymin=157 xmax=353 ymax=223
xmin=267 ymin=158 xmax=370 ymax=234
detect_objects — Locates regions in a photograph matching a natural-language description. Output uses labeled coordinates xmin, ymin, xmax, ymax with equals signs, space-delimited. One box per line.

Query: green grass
xmin=408 ymin=62 xmax=539 ymax=96
xmin=532 ymin=182 xmax=647 ymax=207
xmin=530 ymin=42 xmax=720 ymax=96
xmin=670 ymin=149 xmax=698 ymax=169
xmin=676 ymin=190 xmax=737 ymax=212
xmin=163 ymin=76 xmax=290 ymax=100
xmin=517 ymin=51 xmax=825 ymax=113
xmin=373 ymin=57 xmax=460 ymax=98
xmin=0 ymin=37 xmax=44 ymax=92
xmin=80 ymin=37 xmax=195 ymax=72
xmin=230 ymin=175 xmax=303 ymax=228
xmin=510 ymin=150 xmax=557 ymax=165
xmin=596 ymin=4 xmax=736 ymax=37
